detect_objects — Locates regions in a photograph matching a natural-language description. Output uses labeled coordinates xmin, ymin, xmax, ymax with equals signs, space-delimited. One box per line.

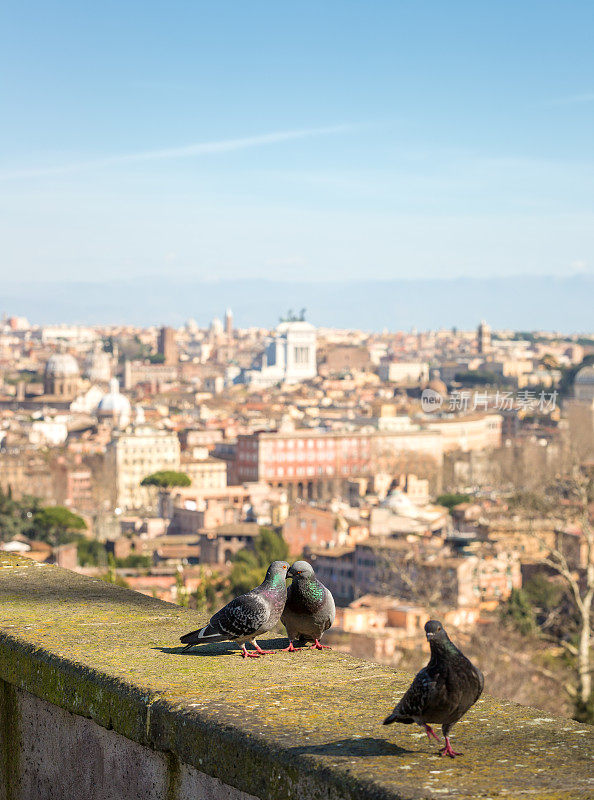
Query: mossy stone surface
xmin=1 ymin=554 xmax=593 ymax=799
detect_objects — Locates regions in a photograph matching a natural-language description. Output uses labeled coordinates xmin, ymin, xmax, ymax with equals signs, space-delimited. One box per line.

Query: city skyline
xmin=3 ymin=273 xmax=594 ymax=332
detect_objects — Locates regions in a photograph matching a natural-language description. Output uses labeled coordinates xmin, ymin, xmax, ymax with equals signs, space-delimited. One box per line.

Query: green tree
xmin=436 ymin=493 xmax=471 ymax=511
xmin=254 ymin=526 xmax=289 ymax=564
xmin=115 ymin=553 xmax=152 ymax=569
xmin=99 ymin=553 xmax=129 ymax=587
xmin=500 ymin=588 xmax=536 ymax=636
xmin=77 ymin=538 xmax=107 ymax=567
xmin=524 ymin=573 xmax=563 ymax=618
xmin=0 ymin=489 xmax=27 ymax=541
xmin=558 ymin=354 xmax=594 ymax=398
xmin=31 ymin=506 xmax=87 ymax=546
xmin=140 ymin=471 xmax=191 ymax=488
xmin=228 ymin=528 xmax=289 ymax=596
xmin=189 ymin=567 xmax=220 ymax=613
xmin=175 ymin=570 xmax=189 ymax=607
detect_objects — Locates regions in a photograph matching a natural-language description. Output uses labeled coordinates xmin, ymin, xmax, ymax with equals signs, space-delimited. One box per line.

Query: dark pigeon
xmin=383 ymin=619 xmax=484 ymax=757
xmin=281 ymin=560 xmax=336 ymax=652
xmin=180 ymin=560 xmax=290 ymax=658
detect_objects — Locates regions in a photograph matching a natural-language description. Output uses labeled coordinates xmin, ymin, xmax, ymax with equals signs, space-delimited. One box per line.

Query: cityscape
xmin=1 ymin=312 xmax=593 ymax=723
xmin=2 ymin=2 xmax=594 ymax=797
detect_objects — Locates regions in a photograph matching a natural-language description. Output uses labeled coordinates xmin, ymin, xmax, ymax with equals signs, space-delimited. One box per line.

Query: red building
xmin=53 ymin=458 xmax=94 ymax=511
xmin=282 ymin=506 xmax=339 ymax=556
xmin=235 ymin=428 xmax=442 ymax=501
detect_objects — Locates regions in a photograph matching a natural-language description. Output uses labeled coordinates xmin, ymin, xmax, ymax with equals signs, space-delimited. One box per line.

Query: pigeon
xmin=180 ymin=560 xmax=290 ymax=659
xmin=383 ymin=619 xmax=484 ymax=758
xmin=280 ymin=560 xmax=336 ymax=652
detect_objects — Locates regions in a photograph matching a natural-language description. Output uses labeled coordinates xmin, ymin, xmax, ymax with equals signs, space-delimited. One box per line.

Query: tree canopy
xmin=32 ymin=506 xmax=87 ymax=546
xmin=436 ymin=492 xmax=471 ymax=511
xmin=228 ymin=527 xmax=289 ymax=596
xmin=140 ymin=470 xmax=191 ymax=488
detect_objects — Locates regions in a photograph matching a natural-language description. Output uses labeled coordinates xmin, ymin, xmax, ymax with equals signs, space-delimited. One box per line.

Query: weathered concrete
xmin=0 ymin=553 xmax=593 ymax=800
xmin=0 ymin=682 xmax=257 ymax=800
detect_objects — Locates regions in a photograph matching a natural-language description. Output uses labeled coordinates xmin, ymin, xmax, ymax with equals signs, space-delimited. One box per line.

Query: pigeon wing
xmin=392 ymin=667 xmax=439 ymax=721
xmin=209 ymin=592 xmax=269 ymax=640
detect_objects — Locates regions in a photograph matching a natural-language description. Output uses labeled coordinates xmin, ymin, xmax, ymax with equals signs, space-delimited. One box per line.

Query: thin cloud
xmin=543 ymin=92 xmax=594 ymax=107
xmin=0 ymin=125 xmax=351 ymax=181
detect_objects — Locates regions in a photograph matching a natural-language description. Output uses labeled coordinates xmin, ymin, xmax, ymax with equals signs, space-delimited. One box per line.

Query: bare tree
xmin=536 ymin=467 xmax=594 ymax=718
xmin=368 ymin=540 xmax=458 ymax=610
xmin=366 ymin=441 xmax=441 ymax=494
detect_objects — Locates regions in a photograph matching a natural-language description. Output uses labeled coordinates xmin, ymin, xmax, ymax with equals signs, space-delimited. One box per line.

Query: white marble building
xmin=244 ymin=321 xmax=317 ymax=387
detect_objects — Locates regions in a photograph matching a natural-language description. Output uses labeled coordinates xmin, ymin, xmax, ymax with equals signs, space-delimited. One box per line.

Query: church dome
xmin=97 ymin=379 xmax=131 ymax=426
xmin=45 ymin=353 xmax=80 ymax=378
xmin=425 ymin=378 xmax=448 ymax=396
xmin=575 ymin=366 xmax=594 ymax=386
xmin=380 ymin=489 xmax=417 ymax=514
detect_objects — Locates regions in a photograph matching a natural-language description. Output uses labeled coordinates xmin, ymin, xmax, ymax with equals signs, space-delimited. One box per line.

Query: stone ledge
xmin=0 ymin=553 xmax=593 ymax=800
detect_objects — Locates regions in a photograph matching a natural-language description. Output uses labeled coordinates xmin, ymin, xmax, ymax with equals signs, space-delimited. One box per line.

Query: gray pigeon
xmin=180 ymin=560 xmax=290 ymax=658
xmin=383 ymin=620 xmax=484 ymax=757
xmin=281 ymin=560 xmax=336 ymax=652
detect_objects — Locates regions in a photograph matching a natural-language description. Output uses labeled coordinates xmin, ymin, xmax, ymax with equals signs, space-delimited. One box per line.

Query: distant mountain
xmin=3 ymin=274 xmax=593 ymax=332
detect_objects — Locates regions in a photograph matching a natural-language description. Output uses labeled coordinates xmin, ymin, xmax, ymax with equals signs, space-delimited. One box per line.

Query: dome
xmin=575 ymin=366 xmax=594 ymax=386
xmin=425 ymin=378 xmax=447 ymax=396
xmin=97 ymin=379 xmax=131 ymax=425
xmin=380 ymin=490 xmax=417 ymax=514
xmin=45 ymin=353 xmax=80 ymax=378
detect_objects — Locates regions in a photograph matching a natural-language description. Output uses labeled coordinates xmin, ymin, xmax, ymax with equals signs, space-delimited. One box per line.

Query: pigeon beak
xmin=287 ymin=568 xmax=296 ymax=579
xmin=426 ymin=632 xmax=435 ymax=640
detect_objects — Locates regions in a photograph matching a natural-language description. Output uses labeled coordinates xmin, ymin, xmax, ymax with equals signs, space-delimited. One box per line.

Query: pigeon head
xmin=265 ymin=561 xmax=291 ymax=582
xmin=424 ymin=619 xmax=448 ymax=642
xmin=287 ymin=560 xmax=315 ymax=579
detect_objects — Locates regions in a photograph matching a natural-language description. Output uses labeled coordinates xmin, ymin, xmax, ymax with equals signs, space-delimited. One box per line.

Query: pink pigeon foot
xmin=439 ymin=737 xmax=462 ymax=758
xmin=310 ymin=639 xmax=331 ymax=650
xmin=240 ymin=645 xmax=260 ymax=659
xmin=424 ymin=725 xmax=440 ymax=742
xmin=281 ymin=642 xmax=302 ymax=652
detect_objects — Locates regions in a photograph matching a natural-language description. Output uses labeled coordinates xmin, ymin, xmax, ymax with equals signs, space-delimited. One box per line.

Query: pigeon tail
xmin=383 ymin=710 xmax=413 ymax=726
xmin=180 ymin=623 xmax=226 ymax=646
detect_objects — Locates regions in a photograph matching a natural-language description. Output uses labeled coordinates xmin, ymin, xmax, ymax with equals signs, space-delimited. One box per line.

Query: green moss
xmin=0 ymin=679 xmax=20 ymax=800
xmin=165 ymin=752 xmax=180 ymax=800
xmin=0 ymin=553 xmax=593 ymax=800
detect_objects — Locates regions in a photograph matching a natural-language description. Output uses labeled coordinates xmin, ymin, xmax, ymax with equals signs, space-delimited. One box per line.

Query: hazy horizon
xmin=4 ymin=273 xmax=594 ymax=333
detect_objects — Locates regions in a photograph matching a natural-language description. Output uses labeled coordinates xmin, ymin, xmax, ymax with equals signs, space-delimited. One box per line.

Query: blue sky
xmin=1 ymin=1 xmax=593 ymax=283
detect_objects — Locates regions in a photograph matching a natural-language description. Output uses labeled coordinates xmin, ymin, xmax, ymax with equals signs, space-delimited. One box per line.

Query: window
xmin=294 ymin=346 xmax=309 ymax=364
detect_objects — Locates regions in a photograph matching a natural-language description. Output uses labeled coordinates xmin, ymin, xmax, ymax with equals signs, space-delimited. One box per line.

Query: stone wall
xmin=0 ymin=682 xmax=256 ymax=800
xmin=1 ymin=553 xmax=593 ymax=799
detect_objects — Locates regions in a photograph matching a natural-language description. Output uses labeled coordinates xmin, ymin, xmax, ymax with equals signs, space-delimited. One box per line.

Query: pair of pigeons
xmin=180 ymin=559 xmax=335 ymax=659
xmin=180 ymin=561 xmax=484 ymax=758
